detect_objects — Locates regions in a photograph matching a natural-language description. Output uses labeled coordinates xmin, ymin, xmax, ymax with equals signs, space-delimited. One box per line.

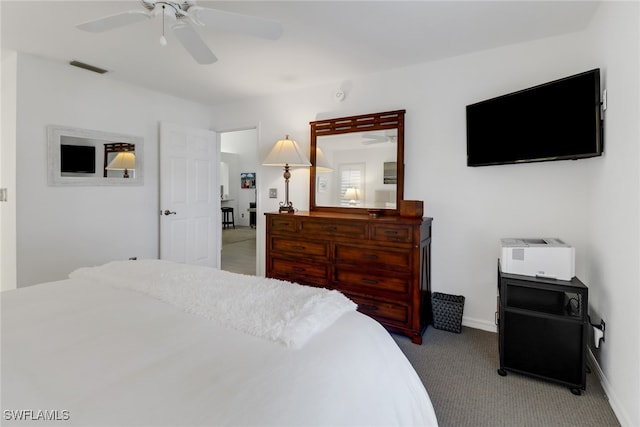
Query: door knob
xmin=162 ymin=210 xmax=177 ymax=216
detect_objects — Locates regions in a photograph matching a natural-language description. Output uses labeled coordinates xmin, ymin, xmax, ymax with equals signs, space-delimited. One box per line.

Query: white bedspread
xmin=69 ymin=260 xmax=356 ymax=348
xmin=1 ymin=262 xmax=438 ymax=426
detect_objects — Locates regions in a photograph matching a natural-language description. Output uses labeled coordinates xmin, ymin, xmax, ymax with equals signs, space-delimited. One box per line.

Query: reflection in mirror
xmin=48 ymin=126 xmax=143 ymax=186
xmin=315 ymin=129 xmax=398 ymax=209
xmin=310 ymin=110 xmax=405 ymax=214
xmin=104 ymin=143 xmax=136 ymax=178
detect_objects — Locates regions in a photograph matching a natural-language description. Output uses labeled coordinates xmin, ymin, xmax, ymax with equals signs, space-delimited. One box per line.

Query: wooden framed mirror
xmin=309 ymin=110 xmax=405 ymax=215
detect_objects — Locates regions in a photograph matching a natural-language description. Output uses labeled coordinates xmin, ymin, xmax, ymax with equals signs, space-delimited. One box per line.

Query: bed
xmin=1 ymin=259 xmax=438 ymax=426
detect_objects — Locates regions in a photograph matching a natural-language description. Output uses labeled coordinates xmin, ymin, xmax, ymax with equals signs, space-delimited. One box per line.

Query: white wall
xmin=583 ymin=3 xmax=640 ymax=426
xmin=220 ymin=152 xmax=238 ymax=200
xmin=14 ymin=53 xmax=215 ymax=287
xmin=208 ymin=6 xmax=638 ymax=425
xmin=1 ymin=50 xmax=17 ymax=290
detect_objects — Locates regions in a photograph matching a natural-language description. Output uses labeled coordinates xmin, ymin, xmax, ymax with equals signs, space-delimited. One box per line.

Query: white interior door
xmin=159 ymin=122 xmax=219 ymax=267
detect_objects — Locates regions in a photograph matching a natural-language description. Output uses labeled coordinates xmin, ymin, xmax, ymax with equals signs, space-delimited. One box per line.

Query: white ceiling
xmin=1 ymin=1 xmax=600 ymax=106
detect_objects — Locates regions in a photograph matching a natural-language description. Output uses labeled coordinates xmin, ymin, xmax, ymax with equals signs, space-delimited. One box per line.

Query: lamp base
xmin=279 ymin=205 xmax=295 ymax=214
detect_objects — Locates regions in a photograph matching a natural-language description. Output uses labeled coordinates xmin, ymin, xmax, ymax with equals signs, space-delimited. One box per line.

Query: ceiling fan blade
xmin=171 ymin=21 xmax=217 ymax=65
xmin=188 ymin=6 xmax=283 ymax=40
xmin=362 ymin=131 xmax=397 ymax=144
xmin=77 ymin=10 xmax=152 ymax=33
xmin=363 ymin=134 xmax=387 ymax=141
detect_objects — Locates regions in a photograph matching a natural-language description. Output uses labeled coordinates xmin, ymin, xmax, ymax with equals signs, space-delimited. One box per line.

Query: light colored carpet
xmin=393 ymin=327 xmax=620 ymax=427
xmin=221 ymin=227 xmax=256 ymax=276
xmin=222 ymin=226 xmax=256 ymax=245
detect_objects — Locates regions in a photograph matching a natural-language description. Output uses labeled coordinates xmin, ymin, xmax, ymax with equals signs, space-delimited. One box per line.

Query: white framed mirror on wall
xmin=47 ymin=125 xmax=144 ymax=186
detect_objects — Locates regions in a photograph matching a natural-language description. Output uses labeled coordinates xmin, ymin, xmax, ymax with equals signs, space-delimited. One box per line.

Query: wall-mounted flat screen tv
xmin=466 ymin=69 xmax=603 ymax=167
xmin=60 ymin=144 xmax=96 ymax=173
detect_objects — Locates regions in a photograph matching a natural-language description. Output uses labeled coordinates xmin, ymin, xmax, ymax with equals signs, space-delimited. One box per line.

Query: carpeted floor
xmin=222 ymin=226 xmax=256 ymax=245
xmin=221 ymin=227 xmax=256 ymax=275
xmin=393 ymin=327 xmax=620 ymax=427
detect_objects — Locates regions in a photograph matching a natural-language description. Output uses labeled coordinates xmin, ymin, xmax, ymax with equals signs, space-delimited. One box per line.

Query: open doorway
xmin=220 ymin=128 xmax=258 ymax=275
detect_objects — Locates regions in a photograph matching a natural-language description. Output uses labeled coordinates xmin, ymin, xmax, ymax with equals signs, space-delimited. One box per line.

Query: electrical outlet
xmin=269 ymin=188 xmax=277 ymax=198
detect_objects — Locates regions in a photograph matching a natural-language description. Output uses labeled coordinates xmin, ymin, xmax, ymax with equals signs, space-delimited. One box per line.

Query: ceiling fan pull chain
xmin=159 ymin=4 xmax=168 ymax=46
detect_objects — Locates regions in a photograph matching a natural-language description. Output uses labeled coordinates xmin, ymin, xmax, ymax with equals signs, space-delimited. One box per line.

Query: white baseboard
xmin=587 ymin=349 xmax=631 ymax=427
xmin=461 ymin=316 xmax=497 ymax=333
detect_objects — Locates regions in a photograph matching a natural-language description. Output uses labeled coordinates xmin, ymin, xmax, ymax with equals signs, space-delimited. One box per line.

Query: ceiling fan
xmin=77 ymin=0 xmax=283 ymax=65
xmin=361 ymin=131 xmax=397 ymax=145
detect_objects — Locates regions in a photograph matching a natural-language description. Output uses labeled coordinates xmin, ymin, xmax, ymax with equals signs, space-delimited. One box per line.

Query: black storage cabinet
xmin=497 ymin=260 xmax=588 ymax=395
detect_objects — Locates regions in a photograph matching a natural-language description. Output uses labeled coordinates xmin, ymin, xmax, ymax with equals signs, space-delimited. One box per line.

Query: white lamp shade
xmin=315 ymin=147 xmax=333 ymax=172
xmin=344 ymin=187 xmax=359 ymax=200
xmin=262 ymin=136 xmax=311 ymax=167
xmin=106 ymin=152 xmax=136 ymax=170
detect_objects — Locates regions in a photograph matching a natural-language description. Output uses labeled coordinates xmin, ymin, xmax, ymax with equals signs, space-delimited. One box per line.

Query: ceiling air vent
xmin=69 ymin=60 xmax=108 ymax=74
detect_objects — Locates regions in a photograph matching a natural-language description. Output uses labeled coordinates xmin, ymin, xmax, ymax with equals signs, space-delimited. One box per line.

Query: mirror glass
xmin=48 ymin=125 xmax=143 ymax=186
xmin=315 ymin=130 xmax=398 ymax=209
xmin=310 ymin=110 xmax=404 ymax=214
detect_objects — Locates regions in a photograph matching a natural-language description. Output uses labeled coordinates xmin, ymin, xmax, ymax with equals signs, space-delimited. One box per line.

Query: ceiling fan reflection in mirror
xmin=77 ymin=0 xmax=283 ymax=64
xmin=361 ymin=131 xmax=397 ymax=145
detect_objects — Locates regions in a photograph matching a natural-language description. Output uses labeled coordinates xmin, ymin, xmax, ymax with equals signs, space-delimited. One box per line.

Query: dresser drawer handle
xmin=384 ymin=230 xmax=399 ymax=235
xmin=324 ymin=226 xmax=338 ymax=232
xmin=361 ymin=254 xmax=379 ymax=260
xmin=360 ymin=278 xmax=379 ymax=285
xmin=359 ymin=304 xmax=378 ymax=311
xmin=291 ymin=266 xmax=305 ymax=272
xmin=291 ymin=245 xmax=306 ymax=250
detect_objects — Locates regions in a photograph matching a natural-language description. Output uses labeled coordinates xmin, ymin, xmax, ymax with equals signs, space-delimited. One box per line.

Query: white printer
xmin=500 ymin=238 xmax=575 ymax=281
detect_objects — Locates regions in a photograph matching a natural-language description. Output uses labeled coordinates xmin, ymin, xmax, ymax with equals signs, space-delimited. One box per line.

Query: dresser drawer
xmin=270 ymin=237 xmax=329 ymax=260
xmin=349 ymin=294 xmax=410 ymax=326
xmin=299 ymin=220 xmax=367 ymax=239
xmin=268 ymin=215 xmax=297 ymax=233
xmin=334 ymin=268 xmax=409 ymax=295
xmin=269 ymin=257 xmax=328 ymax=286
xmin=371 ymin=224 xmax=413 ymax=243
xmin=335 ymin=244 xmax=411 ymax=270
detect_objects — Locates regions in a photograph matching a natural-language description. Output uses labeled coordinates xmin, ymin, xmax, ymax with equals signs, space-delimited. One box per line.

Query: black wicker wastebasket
xmin=432 ymin=292 xmax=465 ymax=333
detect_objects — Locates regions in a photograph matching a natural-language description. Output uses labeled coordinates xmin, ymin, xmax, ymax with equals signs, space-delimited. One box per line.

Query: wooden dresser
xmin=265 ymin=211 xmax=432 ymax=344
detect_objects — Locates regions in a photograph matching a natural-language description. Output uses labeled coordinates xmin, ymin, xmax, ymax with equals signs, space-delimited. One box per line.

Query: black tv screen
xmin=60 ymin=144 xmax=96 ymax=173
xmin=466 ymin=69 xmax=603 ymax=167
